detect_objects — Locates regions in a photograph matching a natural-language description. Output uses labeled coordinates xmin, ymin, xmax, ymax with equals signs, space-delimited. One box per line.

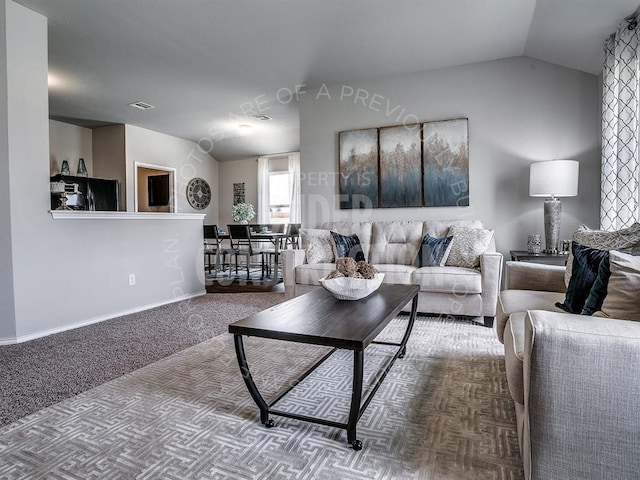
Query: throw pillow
xmin=300 ymin=228 xmax=334 ymax=264
xmin=330 ymin=231 xmax=365 ymax=262
xmin=445 ymin=226 xmax=493 ymax=269
xmin=580 ymin=253 xmax=610 ymax=315
xmin=565 ymin=223 xmax=640 ymax=287
xmin=556 ymin=242 xmax=608 ymax=314
xmin=419 ymin=234 xmax=453 ymax=267
xmin=596 ymin=250 xmax=640 ymax=322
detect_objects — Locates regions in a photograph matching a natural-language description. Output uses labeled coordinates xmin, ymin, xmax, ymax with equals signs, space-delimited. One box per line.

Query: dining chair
xmin=227 ymin=224 xmax=268 ymax=278
xmin=203 ymin=224 xmax=231 ymax=275
xmin=284 ymin=223 xmax=301 ymax=249
xmin=260 ymin=223 xmax=285 ymax=277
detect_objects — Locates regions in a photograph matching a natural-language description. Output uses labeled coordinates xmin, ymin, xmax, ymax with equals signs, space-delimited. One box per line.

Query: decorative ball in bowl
xmin=319 ymin=273 xmax=385 ymax=301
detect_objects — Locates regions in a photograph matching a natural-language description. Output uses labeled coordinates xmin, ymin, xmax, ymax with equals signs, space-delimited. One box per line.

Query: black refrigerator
xmin=50 ymin=174 xmax=120 ymax=211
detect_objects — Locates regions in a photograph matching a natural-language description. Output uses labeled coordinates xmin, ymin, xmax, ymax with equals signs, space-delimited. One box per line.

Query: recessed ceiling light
xmin=253 ymin=115 xmax=272 ymax=121
xmin=128 ymin=101 xmax=155 ymax=110
xmin=238 ymin=124 xmax=252 ymax=135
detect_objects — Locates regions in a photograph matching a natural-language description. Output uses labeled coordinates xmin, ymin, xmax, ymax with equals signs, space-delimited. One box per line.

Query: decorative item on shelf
xmin=529 ymin=159 xmax=579 ymax=253
xmin=319 ymin=257 xmax=384 ymax=300
xmin=231 ymin=202 xmax=255 ymax=223
xmin=186 ymin=177 xmax=212 ymax=210
xmin=50 ymin=181 xmax=80 ymax=210
xmin=76 ymin=157 xmax=87 ymax=177
xmin=60 ymin=160 xmax=70 ymax=175
xmin=526 ymin=234 xmax=542 ymax=254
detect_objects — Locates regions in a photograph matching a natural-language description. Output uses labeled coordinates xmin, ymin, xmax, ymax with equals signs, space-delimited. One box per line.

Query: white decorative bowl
xmin=319 ymin=273 xmax=385 ymax=301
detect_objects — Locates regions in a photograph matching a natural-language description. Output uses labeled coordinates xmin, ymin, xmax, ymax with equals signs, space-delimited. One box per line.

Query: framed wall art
xmin=422 ymin=118 xmax=469 ymax=207
xmin=379 ymin=124 xmax=422 ymax=208
xmin=338 ymin=128 xmax=379 ymax=209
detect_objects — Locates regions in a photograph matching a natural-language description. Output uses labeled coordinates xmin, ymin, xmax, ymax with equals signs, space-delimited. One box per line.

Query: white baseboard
xmin=0 ymin=290 xmax=207 ymax=345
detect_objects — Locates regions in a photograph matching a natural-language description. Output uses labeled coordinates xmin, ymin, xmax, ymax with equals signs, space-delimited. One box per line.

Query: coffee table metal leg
xmin=398 ymin=294 xmax=419 ymax=358
xmin=233 ymin=334 xmax=273 ymax=427
xmin=347 ymin=349 xmax=364 ymax=450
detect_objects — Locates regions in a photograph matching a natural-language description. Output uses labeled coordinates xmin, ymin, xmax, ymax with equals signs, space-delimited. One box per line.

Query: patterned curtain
xmin=601 ymin=16 xmax=640 ymax=230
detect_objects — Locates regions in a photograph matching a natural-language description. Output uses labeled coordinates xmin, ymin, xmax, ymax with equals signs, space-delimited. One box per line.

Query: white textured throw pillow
xmin=445 ymin=226 xmax=493 ymax=269
xmin=300 ymin=228 xmax=335 ymax=264
xmin=595 ymin=250 xmax=640 ymax=322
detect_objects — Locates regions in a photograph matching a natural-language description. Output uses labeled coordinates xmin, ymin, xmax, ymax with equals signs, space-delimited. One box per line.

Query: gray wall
xmin=0 ymin=1 xmax=208 ymax=343
xmin=299 ymin=56 xmax=601 ymax=257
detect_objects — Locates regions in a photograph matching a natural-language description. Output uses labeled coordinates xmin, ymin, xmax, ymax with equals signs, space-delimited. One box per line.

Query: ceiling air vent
xmin=253 ymin=114 xmax=272 ymax=121
xmin=128 ymin=101 xmax=155 ymax=110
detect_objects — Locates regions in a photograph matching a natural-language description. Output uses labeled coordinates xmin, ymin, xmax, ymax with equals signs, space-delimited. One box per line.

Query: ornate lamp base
xmin=543 ymin=198 xmax=561 ymax=253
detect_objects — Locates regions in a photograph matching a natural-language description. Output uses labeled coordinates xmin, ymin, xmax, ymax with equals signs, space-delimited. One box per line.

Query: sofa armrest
xmin=505 ymin=261 xmax=566 ymax=293
xmin=480 ymin=252 xmax=503 ymax=318
xmin=281 ymin=249 xmax=306 ymax=298
xmin=523 ymin=311 xmax=640 ymax=480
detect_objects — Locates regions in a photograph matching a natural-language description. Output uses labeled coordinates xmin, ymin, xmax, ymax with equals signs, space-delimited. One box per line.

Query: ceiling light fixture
xmin=238 ymin=124 xmax=252 ymax=135
xmin=253 ymin=115 xmax=272 ymax=121
xmin=128 ymin=101 xmax=155 ymax=110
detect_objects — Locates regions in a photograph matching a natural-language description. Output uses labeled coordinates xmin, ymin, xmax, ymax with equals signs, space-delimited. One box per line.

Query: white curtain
xmin=257 ymin=157 xmax=270 ymax=223
xmin=601 ymin=15 xmax=640 ymax=230
xmin=288 ymin=152 xmax=301 ymax=223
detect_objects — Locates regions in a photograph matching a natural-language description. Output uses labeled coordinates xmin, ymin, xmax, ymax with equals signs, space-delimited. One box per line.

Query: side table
xmin=510 ymin=250 xmax=569 ymax=266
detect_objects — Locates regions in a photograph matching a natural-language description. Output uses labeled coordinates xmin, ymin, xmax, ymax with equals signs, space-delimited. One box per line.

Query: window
xmin=268 ymin=171 xmax=290 ymax=223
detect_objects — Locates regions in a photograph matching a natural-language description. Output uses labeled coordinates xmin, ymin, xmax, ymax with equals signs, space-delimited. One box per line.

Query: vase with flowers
xmin=232 ymin=202 xmax=256 ymax=224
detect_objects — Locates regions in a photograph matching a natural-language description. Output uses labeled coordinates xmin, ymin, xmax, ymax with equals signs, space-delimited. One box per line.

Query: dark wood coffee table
xmin=228 ymin=283 xmax=419 ymax=450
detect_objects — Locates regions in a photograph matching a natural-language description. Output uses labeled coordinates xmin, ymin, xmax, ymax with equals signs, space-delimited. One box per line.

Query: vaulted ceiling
xmin=16 ymin=0 xmax=640 ymax=161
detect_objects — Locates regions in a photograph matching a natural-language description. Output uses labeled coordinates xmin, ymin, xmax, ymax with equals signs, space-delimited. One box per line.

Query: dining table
xmin=217 ymin=229 xmax=287 ymax=280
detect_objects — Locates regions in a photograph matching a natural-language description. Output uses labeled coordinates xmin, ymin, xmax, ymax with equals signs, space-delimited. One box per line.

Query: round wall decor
xmin=186 ymin=177 xmax=211 ymax=210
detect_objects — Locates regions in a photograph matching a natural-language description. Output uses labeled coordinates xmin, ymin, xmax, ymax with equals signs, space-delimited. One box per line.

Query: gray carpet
xmin=0 ymin=292 xmax=285 ymax=427
xmin=0 ymin=316 xmax=523 ymax=479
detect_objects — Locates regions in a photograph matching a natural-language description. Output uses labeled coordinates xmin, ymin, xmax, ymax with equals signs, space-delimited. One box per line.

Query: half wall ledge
xmin=49 ymin=211 xmax=206 ymax=220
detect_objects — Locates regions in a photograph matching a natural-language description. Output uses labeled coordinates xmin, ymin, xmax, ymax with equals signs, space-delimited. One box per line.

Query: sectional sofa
xmin=281 ymin=220 xmax=502 ymax=326
xmin=497 ymin=256 xmax=640 ymax=480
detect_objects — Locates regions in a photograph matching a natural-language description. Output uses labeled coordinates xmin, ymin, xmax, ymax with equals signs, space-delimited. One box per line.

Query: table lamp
xmin=529 ymin=160 xmax=579 ymax=253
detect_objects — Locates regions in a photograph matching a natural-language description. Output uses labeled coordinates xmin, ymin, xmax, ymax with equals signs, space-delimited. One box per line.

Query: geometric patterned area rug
xmin=0 ymin=316 xmax=523 ymax=479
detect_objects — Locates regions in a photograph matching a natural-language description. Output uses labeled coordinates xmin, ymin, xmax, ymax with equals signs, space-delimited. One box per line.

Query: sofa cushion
xmin=596 ymin=250 xmax=640 ymax=321
xmin=300 ymin=229 xmax=334 ymax=264
xmin=369 ymin=221 xmax=423 ymax=265
xmin=419 ymin=234 xmax=453 ymax=267
xmin=412 ymin=266 xmax=481 ymax=294
xmin=566 ymin=223 xmax=640 ymax=287
xmin=445 ymin=226 xmax=494 ymax=269
xmin=556 ymin=242 xmax=608 ymax=314
xmin=504 ymin=311 xmax=526 ymax=405
xmin=330 ymin=231 xmax=365 ymax=262
xmin=295 ymin=263 xmax=335 ymax=285
xmin=499 ymin=289 xmax=566 ymax=318
xmin=372 ymin=264 xmax=416 ymax=284
xmin=322 ymin=222 xmax=373 ymax=260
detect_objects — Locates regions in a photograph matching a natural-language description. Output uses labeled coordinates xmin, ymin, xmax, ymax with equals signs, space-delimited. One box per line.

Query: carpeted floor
xmin=0 ymin=292 xmax=285 ymax=427
xmin=0 ymin=315 xmax=523 ymax=479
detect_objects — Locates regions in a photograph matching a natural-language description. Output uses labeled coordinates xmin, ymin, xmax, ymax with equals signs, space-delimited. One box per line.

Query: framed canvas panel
xmin=338 ymin=128 xmax=379 ymax=209
xmin=379 ymin=124 xmax=422 ymax=208
xmin=422 ymin=118 xmax=469 ymax=207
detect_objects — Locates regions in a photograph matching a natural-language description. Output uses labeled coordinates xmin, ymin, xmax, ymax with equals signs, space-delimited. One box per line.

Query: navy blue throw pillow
xmin=581 ymin=253 xmax=611 ymax=315
xmin=556 ymin=242 xmax=608 ymax=314
xmin=419 ymin=234 xmax=453 ymax=267
xmin=330 ymin=231 xmax=365 ymax=262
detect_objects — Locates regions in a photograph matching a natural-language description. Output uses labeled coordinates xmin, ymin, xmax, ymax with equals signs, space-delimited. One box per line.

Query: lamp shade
xmin=529 ymin=160 xmax=579 ymax=197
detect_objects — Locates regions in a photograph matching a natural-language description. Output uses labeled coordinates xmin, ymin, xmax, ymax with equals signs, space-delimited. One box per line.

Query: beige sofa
xmin=497 ymin=261 xmax=640 ymax=480
xmin=281 ymin=220 xmax=503 ymax=327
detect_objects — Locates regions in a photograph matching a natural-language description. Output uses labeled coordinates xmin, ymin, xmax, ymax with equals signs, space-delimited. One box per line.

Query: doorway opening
xmin=135 ymin=163 xmax=176 ymax=213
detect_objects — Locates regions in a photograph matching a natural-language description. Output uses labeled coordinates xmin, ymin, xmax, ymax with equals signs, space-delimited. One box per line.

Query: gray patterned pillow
xmin=445 ymin=226 xmax=494 ymax=269
xmin=300 ymin=228 xmax=335 ymax=264
xmin=566 ymin=223 xmax=640 ymax=287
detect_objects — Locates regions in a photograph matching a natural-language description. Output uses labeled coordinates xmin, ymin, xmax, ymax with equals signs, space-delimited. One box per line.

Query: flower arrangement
xmin=232 ymin=203 xmax=256 ymax=222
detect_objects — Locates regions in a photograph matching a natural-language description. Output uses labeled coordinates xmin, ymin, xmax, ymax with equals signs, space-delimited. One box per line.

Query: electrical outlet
xmin=129 ymin=274 xmax=136 ymax=286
